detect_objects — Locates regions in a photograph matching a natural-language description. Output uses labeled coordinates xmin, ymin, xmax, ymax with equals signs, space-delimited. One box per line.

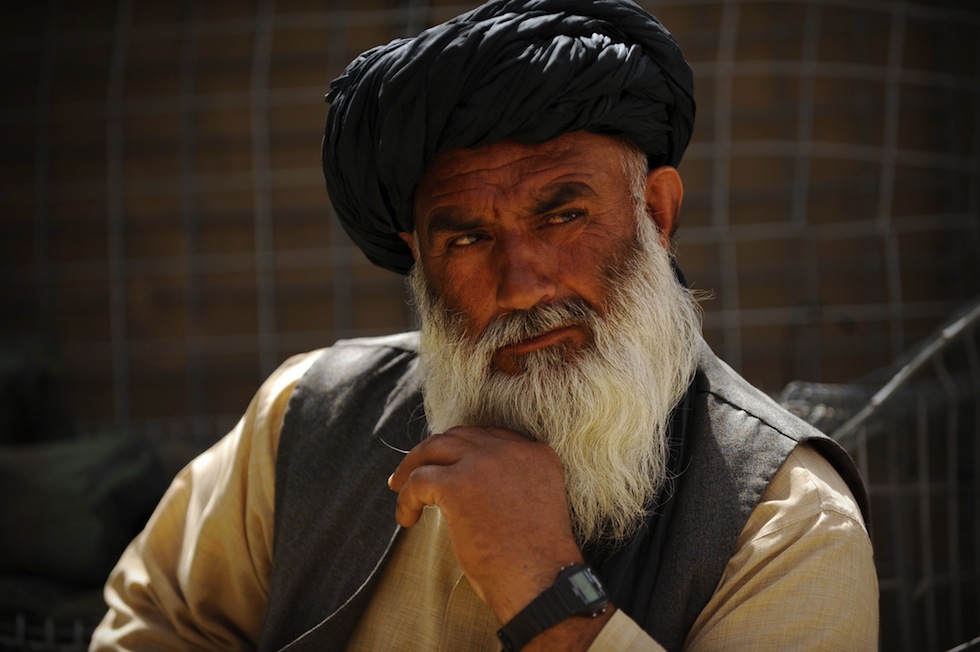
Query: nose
xmin=492 ymin=237 xmax=557 ymax=312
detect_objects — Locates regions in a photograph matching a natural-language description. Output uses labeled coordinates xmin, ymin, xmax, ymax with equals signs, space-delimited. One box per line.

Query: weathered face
xmin=405 ymin=133 xmax=699 ymax=544
xmin=402 ymin=131 xmax=678 ymax=375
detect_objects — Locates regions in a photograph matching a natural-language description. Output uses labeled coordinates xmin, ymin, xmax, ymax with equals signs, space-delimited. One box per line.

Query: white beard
xmin=409 ymin=213 xmax=703 ymax=546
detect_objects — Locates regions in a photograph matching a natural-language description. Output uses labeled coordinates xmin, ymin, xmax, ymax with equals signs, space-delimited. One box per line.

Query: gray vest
xmin=258 ymin=333 xmax=869 ymax=652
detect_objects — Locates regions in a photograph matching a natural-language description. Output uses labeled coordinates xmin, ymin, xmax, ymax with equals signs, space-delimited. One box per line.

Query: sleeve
xmin=587 ymin=443 xmax=878 ymax=651
xmin=89 ymin=352 xmax=322 ymax=651
xmin=587 ymin=609 xmax=666 ymax=651
xmin=682 ymin=442 xmax=879 ymax=650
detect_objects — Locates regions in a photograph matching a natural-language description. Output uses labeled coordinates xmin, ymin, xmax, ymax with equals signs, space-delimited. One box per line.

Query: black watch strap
xmin=497 ymin=564 xmax=609 ymax=651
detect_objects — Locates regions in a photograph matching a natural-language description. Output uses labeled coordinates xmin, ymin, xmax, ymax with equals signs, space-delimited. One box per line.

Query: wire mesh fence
xmin=781 ymin=297 xmax=980 ymax=651
xmin=1 ymin=0 xmax=978 ymax=649
xmin=2 ymin=0 xmax=977 ymax=438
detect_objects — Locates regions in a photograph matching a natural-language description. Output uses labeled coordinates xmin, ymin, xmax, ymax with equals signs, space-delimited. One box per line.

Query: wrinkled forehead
xmin=411 ymin=134 xmax=633 ymax=235
xmin=413 ymin=132 xmax=631 ymax=211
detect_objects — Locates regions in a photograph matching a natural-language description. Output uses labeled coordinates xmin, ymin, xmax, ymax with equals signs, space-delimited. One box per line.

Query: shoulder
xmin=743 ymin=442 xmax=870 ymax=543
xmin=323 ymin=331 xmax=420 ymax=357
xmin=691 ymin=340 xmax=872 ymax=527
xmin=678 ymin=342 xmax=827 ymax=526
xmin=236 ymin=332 xmax=420 ymax=470
xmin=298 ymin=332 xmax=420 ymax=387
xmin=694 ymin=341 xmax=823 ymax=446
xmin=256 ymin=349 xmax=325 ymax=406
xmin=276 ymin=331 xmax=424 ymax=460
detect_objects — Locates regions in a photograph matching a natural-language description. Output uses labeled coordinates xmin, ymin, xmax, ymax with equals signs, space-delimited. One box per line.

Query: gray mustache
xmin=480 ymin=299 xmax=598 ymax=349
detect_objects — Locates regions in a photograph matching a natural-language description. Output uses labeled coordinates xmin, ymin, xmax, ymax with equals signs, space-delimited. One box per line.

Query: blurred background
xmin=1 ymin=0 xmax=977 ymax=649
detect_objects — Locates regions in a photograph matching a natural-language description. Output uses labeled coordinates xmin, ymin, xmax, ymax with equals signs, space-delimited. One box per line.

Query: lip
xmin=490 ymin=324 xmax=588 ymax=375
xmin=501 ymin=325 xmax=581 ymax=357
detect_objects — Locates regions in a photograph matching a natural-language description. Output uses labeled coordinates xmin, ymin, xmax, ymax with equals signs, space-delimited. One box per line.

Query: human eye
xmin=447 ymin=232 xmax=484 ymax=248
xmin=545 ymin=209 xmax=586 ymax=226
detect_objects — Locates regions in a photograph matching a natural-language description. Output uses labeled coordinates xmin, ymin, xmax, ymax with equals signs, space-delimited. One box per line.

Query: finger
xmin=394 ymin=464 xmax=448 ymax=527
xmin=388 ymin=431 xmax=472 ymax=491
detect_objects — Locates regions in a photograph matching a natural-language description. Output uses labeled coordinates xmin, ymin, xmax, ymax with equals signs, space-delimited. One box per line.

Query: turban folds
xmin=323 ymin=0 xmax=695 ymax=274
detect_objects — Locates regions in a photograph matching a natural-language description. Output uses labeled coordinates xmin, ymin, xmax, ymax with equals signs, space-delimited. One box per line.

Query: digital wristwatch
xmin=497 ymin=563 xmax=609 ymax=651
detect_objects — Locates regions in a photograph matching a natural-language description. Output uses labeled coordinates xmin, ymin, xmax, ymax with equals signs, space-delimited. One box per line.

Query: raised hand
xmin=388 ymin=425 xmax=584 ymax=623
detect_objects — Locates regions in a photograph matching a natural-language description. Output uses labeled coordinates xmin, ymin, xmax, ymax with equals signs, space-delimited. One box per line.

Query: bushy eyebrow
xmin=530 ymin=181 xmax=598 ymax=215
xmin=420 ymin=180 xmax=599 ymax=245
xmin=423 ymin=210 xmax=483 ymax=242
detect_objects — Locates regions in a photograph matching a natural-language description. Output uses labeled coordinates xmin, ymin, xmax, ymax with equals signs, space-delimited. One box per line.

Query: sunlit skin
xmin=401 ymin=131 xmax=679 ymax=375
xmin=390 ymin=131 xmax=684 ymax=650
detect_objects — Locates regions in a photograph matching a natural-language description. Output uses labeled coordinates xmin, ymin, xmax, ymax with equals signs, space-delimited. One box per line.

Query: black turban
xmin=323 ymin=0 xmax=695 ymax=274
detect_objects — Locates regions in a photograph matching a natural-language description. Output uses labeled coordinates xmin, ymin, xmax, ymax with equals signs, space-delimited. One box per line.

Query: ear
xmin=398 ymin=232 xmax=419 ymax=261
xmin=643 ymin=166 xmax=684 ymax=249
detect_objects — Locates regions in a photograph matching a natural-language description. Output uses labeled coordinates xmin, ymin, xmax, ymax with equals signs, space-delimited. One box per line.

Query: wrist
xmin=497 ymin=563 xmax=610 ymax=651
xmin=488 ymin=550 xmax=586 ymax=625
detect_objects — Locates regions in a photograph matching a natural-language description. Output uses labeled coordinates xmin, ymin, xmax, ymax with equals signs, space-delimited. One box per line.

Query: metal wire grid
xmin=0 ymin=616 xmax=89 ymax=652
xmin=849 ymin=317 xmax=980 ymax=652
xmin=0 ymin=2 xmax=978 ymax=648
xmin=5 ymin=2 xmax=433 ymax=441
xmin=782 ymin=297 xmax=980 ymax=651
xmin=677 ymin=0 xmax=980 ymax=390
xmin=3 ymin=0 xmax=977 ymax=437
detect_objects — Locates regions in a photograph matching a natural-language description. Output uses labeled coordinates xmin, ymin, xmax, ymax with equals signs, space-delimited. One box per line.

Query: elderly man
xmin=91 ymin=1 xmax=877 ymax=650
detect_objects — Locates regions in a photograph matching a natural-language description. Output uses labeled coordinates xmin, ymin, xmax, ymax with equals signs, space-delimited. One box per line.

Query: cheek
xmin=422 ymin=258 xmax=495 ymax=335
xmin=575 ymin=233 xmax=640 ymax=315
xmin=558 ymin=230 xmax=636 ymax=306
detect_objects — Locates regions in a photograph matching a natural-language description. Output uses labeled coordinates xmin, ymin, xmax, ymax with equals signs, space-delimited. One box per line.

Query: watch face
xmin=562 ymin=565 xmax=608 ymax=614
xmin=569 ymin=569 xmax=604 ymax=602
